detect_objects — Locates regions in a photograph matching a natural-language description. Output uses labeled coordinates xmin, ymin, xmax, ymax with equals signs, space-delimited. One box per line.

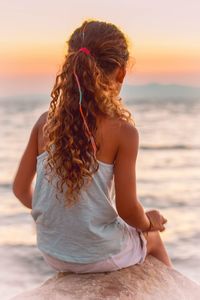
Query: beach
xmin=0 ymin=93 xmax=200 ymax=299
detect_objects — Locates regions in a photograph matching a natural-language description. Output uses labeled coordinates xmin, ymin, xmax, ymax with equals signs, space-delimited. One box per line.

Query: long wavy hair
xmin=43 ymin=20 xmax=135 ymax=207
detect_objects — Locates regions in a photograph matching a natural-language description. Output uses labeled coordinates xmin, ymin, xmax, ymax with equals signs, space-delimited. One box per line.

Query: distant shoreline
xmin=1 ymin=83 xmax=200 ymax=100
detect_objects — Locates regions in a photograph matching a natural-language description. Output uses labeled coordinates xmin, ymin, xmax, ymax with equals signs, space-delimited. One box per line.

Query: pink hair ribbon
xmin=79 ymin=47 xmax=90 ymax=55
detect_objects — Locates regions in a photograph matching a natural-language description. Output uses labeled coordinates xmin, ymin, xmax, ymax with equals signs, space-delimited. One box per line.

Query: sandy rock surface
xmin=10 ymin=255 xmax=200 ymax=300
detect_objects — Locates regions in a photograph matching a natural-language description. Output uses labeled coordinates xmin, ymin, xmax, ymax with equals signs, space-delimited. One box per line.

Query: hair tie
xmin=79 ymin=47 xmax=90 ymax=55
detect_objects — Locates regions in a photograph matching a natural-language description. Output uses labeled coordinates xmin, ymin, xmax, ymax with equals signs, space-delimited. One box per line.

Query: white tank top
xmin=31 ymin=151 xmax=131 ymax=263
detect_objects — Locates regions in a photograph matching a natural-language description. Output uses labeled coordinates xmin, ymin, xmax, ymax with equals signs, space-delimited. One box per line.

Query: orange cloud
xmin=1 ymin=42 xmax=200 ymax=92
xmin=0 ymin=42 xmax=65 ymax=75
xmin=129 ymin=45 xmax=200 ymax=73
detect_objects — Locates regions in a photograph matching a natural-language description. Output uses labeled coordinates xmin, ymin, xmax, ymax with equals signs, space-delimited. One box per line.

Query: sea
xmin=0 ymin=93 xmax=200 ymax=299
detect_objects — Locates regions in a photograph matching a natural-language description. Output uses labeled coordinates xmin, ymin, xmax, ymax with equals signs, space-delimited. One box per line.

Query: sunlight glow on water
xmin=0 ymin=96 xmax=200 ymax=299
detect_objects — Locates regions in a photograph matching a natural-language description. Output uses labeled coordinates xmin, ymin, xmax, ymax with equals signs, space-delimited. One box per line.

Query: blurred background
xmin=0 ymin=1 xmax=200 ymax=299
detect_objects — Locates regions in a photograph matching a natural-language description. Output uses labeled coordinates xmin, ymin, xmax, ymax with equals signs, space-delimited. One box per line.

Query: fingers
xmin=160 ymin=216 xmax=167 ymax=232
xmin=145 ymin=210 xmax=168 ymax=233
xmin=161 ymin=215 xmax=168 ymax=224
xmin=160 ymin=225 xmax=166 ymax=232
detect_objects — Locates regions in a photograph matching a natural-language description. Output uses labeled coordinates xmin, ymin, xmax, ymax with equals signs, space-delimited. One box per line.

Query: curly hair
xmin=43 ymin=20 xmax=135 ymax=207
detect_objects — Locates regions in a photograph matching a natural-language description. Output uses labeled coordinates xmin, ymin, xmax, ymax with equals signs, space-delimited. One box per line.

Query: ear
xmin=116 ymin=66 xmax=126 ymax=83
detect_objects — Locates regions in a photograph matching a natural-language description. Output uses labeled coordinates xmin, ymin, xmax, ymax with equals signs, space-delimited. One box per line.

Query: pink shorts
xmin=41 ymin=225 xmax=147 ymax=273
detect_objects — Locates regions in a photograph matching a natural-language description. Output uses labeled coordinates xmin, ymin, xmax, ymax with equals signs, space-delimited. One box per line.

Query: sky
xmin=0 ymin=0 xmax=200 ymax=96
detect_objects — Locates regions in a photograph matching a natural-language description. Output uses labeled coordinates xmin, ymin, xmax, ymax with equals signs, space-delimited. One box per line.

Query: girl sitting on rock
xmin=13 ymin=20 xmax=173 ymax=273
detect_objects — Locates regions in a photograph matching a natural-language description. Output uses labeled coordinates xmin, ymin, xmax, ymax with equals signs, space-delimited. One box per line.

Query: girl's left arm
xmin=12 ymin=120 xmax=39 ymax=209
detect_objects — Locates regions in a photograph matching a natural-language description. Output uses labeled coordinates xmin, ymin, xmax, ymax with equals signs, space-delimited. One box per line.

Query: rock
xmin=10 ymin=255 xmax=200 ymax=300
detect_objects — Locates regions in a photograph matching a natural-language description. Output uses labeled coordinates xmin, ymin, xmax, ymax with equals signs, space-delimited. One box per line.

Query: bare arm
xmin=12 ymin=119 xmax=39 ymax=209
xmin=114 ymin=121 xmax=150 ymax=231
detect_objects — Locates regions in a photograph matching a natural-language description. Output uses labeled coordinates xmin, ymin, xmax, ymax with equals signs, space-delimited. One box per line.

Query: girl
xmin=12 ymin=20 xmax=173 ymax=273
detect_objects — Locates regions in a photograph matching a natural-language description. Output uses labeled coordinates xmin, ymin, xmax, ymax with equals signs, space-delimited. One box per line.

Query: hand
xmin=145 ymin=210 xmax=167 ymax=232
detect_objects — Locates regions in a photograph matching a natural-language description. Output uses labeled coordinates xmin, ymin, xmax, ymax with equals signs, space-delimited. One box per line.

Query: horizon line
xmin=1 ymin=82 xmax=200 ymax=99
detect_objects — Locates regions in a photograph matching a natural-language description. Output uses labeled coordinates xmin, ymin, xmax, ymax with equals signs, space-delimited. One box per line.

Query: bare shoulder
xmin=118 ymin=119 xmax=139 ymax=148
xmin=36 ymin=111 xmax=48 ymax=128
xmin=112 ymin=119 xmax=139 ymax=167
xmin=97 ymin=117 xmax=138 ymax=164
xmin=35 ymin=111 xmax=48 ymax=152
xmin=34 ymin=111 xmax=48 ymax=134
xmin=101 ymin=117 xmax=137 ymax=136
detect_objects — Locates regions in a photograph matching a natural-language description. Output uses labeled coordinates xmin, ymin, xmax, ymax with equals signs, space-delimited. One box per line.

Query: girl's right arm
xmin=114 ymin=121 xmax=164 ymax=232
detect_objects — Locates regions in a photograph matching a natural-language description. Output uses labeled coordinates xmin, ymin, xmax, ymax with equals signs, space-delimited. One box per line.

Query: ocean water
xmin=0 ymin=95 xmax=200 ymax=299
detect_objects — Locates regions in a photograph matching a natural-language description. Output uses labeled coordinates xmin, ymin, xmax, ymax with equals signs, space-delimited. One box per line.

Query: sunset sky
xmin=0 ymin=0 xmax=200 ymax=96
